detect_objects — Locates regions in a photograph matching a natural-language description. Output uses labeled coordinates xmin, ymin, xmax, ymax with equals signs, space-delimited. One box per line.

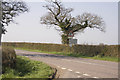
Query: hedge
xmin=2 ymin=46 xmax=16 ymax=73
xmin=2 ymin=42 xmax=119 ymax=57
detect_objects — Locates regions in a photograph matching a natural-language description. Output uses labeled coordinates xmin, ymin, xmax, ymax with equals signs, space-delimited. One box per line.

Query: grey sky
xmin=2 ymin=1 xmax=118 ymax=45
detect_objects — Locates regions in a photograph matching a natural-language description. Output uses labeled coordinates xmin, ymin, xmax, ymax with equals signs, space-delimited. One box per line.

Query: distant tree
xmin=40 ymin=0 xmax=105 ymax=44
xmin=0 ymin=0 xmax=28 ymax=45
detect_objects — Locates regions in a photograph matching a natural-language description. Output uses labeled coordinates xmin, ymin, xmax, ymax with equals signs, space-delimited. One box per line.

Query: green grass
xmin=2 ymin=56 xmax=54 ymax=78
xmin=66 ymin=53 xmax=118 ymax=62
xmin=87 ymin=56 xmax=118 ymax=62
xmin=15 ymin=47 xmax=119 ymax=62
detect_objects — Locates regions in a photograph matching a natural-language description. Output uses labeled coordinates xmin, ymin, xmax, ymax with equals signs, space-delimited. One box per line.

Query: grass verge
xmin=15 ymin=47 xmax=119 ymax=62
xmin=2 ymin=56 xmax=54 ymax=78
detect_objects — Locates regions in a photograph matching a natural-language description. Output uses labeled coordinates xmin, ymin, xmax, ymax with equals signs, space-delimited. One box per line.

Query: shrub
xmin=2 ymin=46 xmax=16 ymax=73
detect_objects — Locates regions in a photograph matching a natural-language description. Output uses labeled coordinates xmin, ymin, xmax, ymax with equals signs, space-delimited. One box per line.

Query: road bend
xmin=15 ymin=49 xmax=118 ymax=79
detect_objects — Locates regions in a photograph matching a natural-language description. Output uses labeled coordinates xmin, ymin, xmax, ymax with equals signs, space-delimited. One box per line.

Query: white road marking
xmin=61 ymin=67 xmax=66 ymax=70
xmin=77 ymin=76 xmax=81 ymax=78
xmin=62 ymin=59 xmax=71 ymax=61
xmin=57 ymin=65 xmax=60 ymax=67
xmin=88 ymin=63 xmax=92 ymax=64
xmin=61 ymin=59 xmax=106 ymax=67
xmin=83 ymin=74 xmax=90 ymax=76
xmin=93 ymin=77 xmax=99 ymax=78
xmin=61 ymin=59 xmax=117 ymax=76
xmin=75 ymin=71 xmax=80 ymax=74
xmin=68 ymin=69 xmax=72 ymax=71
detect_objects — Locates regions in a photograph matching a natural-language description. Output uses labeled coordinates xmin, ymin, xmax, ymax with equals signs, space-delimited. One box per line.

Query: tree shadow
xmin=17 ymin=53 xmax=70 ymax=59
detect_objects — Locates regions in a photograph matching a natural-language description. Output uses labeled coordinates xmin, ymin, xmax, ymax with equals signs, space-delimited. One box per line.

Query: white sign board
xmin=69 ymin=38 xmax=77 ymax=47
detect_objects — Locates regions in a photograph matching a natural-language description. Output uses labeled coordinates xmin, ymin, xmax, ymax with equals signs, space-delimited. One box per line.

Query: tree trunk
xmin=0 ymin=33 xmax=1 ymax=75
xmin=61 ymin=33 xmax=69 ymax=44
xmin=0 ymin=1 xmax=2 ymax=46
xmin=0 ymin=34 xmax=1 ymax=45
xmin=0 ymin=2 xmax=2 ymax=74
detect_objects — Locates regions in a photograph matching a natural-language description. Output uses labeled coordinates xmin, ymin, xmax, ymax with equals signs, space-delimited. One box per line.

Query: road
xmin=15 ymin=49 xmax=118 ymax=79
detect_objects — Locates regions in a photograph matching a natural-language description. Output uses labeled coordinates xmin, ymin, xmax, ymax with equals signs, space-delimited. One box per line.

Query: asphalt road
xmin=15 ymin=49 xmax=118 ymax=79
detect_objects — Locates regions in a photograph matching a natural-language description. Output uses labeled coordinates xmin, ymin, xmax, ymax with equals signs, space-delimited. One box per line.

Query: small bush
xmin=2 ymin=46 xmax=16 ymax=73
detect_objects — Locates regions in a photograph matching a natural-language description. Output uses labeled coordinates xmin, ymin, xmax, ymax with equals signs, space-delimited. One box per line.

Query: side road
xmin=15 ymin=49 xmax=118 ymax=79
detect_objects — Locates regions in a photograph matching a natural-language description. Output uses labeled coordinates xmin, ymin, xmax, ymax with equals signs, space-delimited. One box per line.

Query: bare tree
xmin=0 ymin=0 xmax=28 ymax=45
xmin=40 ymin=0 xmax=105 ymax=44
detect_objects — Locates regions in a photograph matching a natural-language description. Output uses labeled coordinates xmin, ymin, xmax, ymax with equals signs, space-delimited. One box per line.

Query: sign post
xmin=68 ymin=32 xmax=77 ymax=47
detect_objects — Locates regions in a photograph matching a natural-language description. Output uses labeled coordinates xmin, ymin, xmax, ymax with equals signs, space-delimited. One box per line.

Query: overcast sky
xmin=2 ymin=1 xmax=119 ymax=45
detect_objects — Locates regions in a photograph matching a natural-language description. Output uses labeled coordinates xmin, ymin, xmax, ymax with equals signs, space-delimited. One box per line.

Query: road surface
xmin=15 ymin=49 xmax=118 ymax=79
